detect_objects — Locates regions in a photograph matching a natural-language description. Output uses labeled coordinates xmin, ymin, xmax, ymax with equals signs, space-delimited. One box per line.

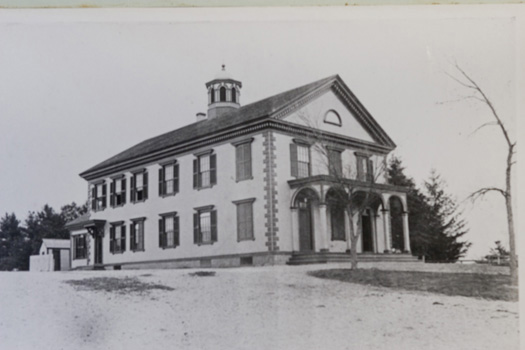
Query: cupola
xmin=205 ymin=65 xmax=242 ymax=119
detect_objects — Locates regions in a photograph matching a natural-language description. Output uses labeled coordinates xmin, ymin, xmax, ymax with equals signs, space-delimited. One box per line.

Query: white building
xmin=66 ymin=68 xmax=413 ymax=270
xmin=29 ymin=239 xmax=71 ymax=271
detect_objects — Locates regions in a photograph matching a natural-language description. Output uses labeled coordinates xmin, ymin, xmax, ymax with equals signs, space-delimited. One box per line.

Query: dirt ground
xmin=0 ymin=262 xmax=519 ymax=350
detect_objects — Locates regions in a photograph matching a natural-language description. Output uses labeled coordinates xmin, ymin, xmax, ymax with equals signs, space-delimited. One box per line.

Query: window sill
xmin=111 ymin=204 xmax=126 ymax=209
xmin=236 ymin=176 xmax=253 ymax=183
xmin=196 ymin=241 xmax=216 ymax=246
xmin=160 ymin=245 xmax=178 ymax=250
xmin=331 ymin=238 xmax=346 ymax=242
xmin=93 ymin=208 xmax=106 ymax=213
xmin=73 ymin=257 xmax=87 ymax=260
xmin=131 ymin=249 xmax=145 ymax=253
xmin=110 ymin=251 xmax=125 ymax=255
xmin=195 ymin=184 xmax=215 ymax=191
xmin=131 ymin=199 xmax=147 ymax=204
xmin=237 ymin=237 xmax=255 ymax=242
xmin=160 ymin=192 xmax=178 ymax=198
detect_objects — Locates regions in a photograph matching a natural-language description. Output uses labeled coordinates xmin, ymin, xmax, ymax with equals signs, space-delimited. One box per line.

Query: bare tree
xmin=298 ymin=112 xmax=386 ymax=270
xmin=447 ymin=63 xmax=517 ymax=285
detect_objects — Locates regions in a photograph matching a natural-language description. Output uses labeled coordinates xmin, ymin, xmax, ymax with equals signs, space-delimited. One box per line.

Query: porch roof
xmin=287 ymin=175 xmax=409 ymax=193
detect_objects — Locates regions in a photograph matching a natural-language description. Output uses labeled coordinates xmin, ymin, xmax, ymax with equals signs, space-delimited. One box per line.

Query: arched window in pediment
xmin=324 ymin=110 xmax=342 ymax=126
xmin=210 ymin=87 xmax=215 ymax=103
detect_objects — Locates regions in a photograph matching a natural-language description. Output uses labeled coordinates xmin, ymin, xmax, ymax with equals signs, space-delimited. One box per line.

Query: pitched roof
xmin=42 ymin=239 xmax=70 ymax=249
xmin=65 ymin=213 xmax=91 ymax=228
xmin=80 ymin=75 xmax=337 ymax=178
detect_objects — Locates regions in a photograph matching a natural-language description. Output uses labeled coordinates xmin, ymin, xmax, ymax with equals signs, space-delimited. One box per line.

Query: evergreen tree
xmin=423 ymin=171 xmax=471 ymax=262
xmin=25 ymin=204 xmax=70 ymax=255
xmin=60 ymin=201 xmax=88 ymax=223
xmin=0 ymin=213 xmax=31 ymax=270
xmin=387 ymin=157 xmax=471 ymax=262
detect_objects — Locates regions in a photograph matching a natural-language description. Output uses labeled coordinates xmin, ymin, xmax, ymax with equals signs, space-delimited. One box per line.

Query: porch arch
xmin=292 ymin=187 xmax=320 ymax=252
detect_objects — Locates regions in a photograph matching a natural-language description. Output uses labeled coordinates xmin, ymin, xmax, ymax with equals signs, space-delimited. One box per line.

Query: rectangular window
xmin=159 ymin=162 xmax=179 ymax=196
xmin=328 ymin=149 xmax=343 ymax=177
xmin=110 ymin=222 xmax=126 ymax=254
xmin=235 ymin=142 xmax=252 ymax=181
xmin=73 ymin=235 xmax=86 ymax=259
xmin=91 ymin=182 xmax=107 ymax=211
xmin=110 ymin=177 xmax=127 ymax=207
xmin=235 ymin=199 xmax=255 ymax=241
xmin=131 ymin=171 xmax=148 ymax=202
xmin=130 ymin=219 xmax=145 ymax=251
xmin=194 ymin=207 xmax=217 ymax=245
xmin=290 ymin=142 xmax=310 ymax=178
xmin=159 ymin=213 xmax=179 ymax=249
xmin=193 ymin=152 xmax=217 ymax=189
xmin=356 ymin=154 xmax=374 ymax=183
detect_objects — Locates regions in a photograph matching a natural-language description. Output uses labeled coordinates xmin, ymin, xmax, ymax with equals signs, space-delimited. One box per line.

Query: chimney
xmin=196 ymin=112 xmax=207 ymax=122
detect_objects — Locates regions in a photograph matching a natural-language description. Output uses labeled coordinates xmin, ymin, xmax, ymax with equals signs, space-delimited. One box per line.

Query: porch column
xmin=402 ymin=212 xmax=411 ymax=253
xmin=372 ymin=213 xmax=379 ymax=253
xmin=381 ymin=209 xmax=392 ymax=253
xmin=318 ymin=204 xmax=328 ymax=252
xmin=291 ymin=208 xmax=299 ymax=252
xmin=344 ymin=210 xmax=352 ymax=252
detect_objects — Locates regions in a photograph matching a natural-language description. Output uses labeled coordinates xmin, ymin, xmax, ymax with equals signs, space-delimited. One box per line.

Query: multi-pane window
xmin=130 ymin=218 xmax=145 ymax=251
xmin=110 ymin=177 xmax=126 ymax=207
xmin=110 ymin=222 xmax=126 ymax=254
xmin=234 ymin=199 xmax=255 ymax=241
xmin=91 ymin=182 xmax=107 ymax=211
xmin=159 ymin=213 xmax=179 ymax=249
xmin=73 ymin=235 xmax=86 ymax=259
xmin=231 ymin=87 xmax=237 ymax=103
xmin=219 ymin=86 xmax=227 ymax=101
xmin=131 ymin=171 xmax=148 ymax=202
xmin=193 ymin=152 xmax=217 ymax=189
xmin=328 ymin=149 xmax=343 ymax=177
xmin=193 ymin=207 xmax=217 ymax=245
xmin=356 ymin=154 xmax=374 ymax=183
xmin=159 ymin=162 xmax=179 ymax=196
xmin=290 ymin=142 xmax=311 ymax=178
xmin=235 ymin=140 xmax=252 ymax=181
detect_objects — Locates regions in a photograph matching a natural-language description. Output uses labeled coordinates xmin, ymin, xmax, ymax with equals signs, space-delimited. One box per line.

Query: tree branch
xmin=467 ymin=187 xmax=507 ymax=202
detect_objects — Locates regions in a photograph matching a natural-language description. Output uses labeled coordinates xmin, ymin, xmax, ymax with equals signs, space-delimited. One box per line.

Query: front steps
xmin=287 ymin=252 xmax=419 ymax=265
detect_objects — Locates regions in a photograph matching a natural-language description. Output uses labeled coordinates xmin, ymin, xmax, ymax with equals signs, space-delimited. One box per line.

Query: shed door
xmin=53 ymin=250 xmax=61 ymax=271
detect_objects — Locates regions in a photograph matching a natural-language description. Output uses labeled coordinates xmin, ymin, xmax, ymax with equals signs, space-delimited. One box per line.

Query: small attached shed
xmin=29 ymin=239 xmax=71 ymax=272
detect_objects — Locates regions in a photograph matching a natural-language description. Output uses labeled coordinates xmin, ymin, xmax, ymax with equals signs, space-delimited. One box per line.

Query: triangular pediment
xmin=273 ymin=76 xmax=395 ymax=148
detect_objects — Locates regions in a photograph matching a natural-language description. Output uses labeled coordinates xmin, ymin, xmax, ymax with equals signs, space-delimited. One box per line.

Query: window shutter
xmin=130 ymin=223 xmax=135 ymax=251
xmin=121 ymin=178 xmax=127 ymax=204
xmin=158 ymin=167 xmax=164 ymax=196
xmin=109 ymin=226 xmax=115 ymax=253
xmin=210 ymin=154 xmax=217 ymax=185
xmin=110 ymin=181 xmax=115 ymax=207
xmin=143 ymin=172 xmax=148 ymax=199
xmin=236 ymin=204 xmax=241 ymax=241
xmin=193 ymin=213 xmax=200 ymax=244
xmin=290 ymin=143 xmax=298 ymax=177
xmin=247 ymin=203 xmax=254 ymax=240
xmin=235 ymin=146 xmax=242 ymax=180
xmin=368 ymin=159 xmax=374 ymax=183
xmin=174 ymin=163 xmax=179 ymax=193
xmin=102 ymin=183 xmax=107 ymax=208
xmin=246 ymin=143 xmax=252 ymax=179
xmin=193 ymin=159 xmax=198 ymax=189
xmin=158 ymin=218 xmax=165 ymax=248
xmin=211 ymin=210 xmax=217 ymax=242
xmin=121 ymin=225 xmax=126 ymax=252
xmin=174 ymin=216 xmax=180 ymax=247
xmin=356 ymin=156 xmax=364 ymax=181
xmin=130 ymin=176 xmax=136 ymax=202
xmin=91 ymin=186 xmax=96 ymax=210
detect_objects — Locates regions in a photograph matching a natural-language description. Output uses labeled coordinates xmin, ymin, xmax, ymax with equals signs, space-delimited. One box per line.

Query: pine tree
xmin=423 ymin=171 xmax=471 ymax=262
xmin=0 ymin=213 xmax=31 ymax=270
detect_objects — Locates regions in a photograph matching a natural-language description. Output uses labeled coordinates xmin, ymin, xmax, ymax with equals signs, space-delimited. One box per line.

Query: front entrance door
xmin=299 ymin=201 xmax=314 ymax=251
xmin=94 ymin=234 xmax=103 ymax=265
xmin=362 ymin=213 xmax=374 ymax=252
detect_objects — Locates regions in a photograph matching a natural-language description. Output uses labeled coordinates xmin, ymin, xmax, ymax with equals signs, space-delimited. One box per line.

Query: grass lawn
xmin=309 ymin=268 xmax=518 ymax=301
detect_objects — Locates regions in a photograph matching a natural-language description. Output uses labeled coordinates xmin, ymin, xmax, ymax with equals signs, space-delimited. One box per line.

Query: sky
xmin=0 ymin=6 xmax=523 ymax=259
